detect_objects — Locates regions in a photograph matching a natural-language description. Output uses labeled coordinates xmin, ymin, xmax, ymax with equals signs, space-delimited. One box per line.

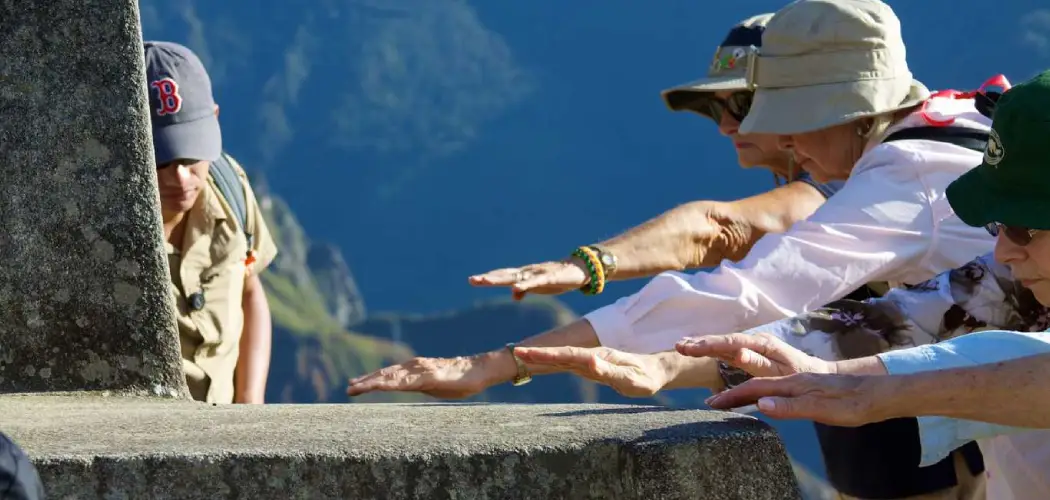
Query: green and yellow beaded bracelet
xmin=572 ymin=246 xmax=606 ymax=295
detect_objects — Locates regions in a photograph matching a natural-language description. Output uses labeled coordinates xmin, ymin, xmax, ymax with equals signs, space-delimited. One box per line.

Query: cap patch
xmin=984 ymin=128 xmax=1005 ymax=167
xmin=711 ymin=47 xmax=748 ymax=72
xmin=150 ymin=77 xmax=183 ymax=116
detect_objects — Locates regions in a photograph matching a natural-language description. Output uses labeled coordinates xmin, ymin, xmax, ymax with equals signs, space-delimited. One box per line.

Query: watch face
xmin=601 ymin=254 xmax=615 ymax=266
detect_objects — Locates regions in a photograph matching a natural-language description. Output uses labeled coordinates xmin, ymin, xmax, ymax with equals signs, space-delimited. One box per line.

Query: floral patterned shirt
xmin=721 ymin=252 xmax=1050 ymax=387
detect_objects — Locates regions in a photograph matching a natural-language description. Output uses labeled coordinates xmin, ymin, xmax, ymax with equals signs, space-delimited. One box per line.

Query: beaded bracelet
xmin=572 ymin=246 xmax=606 ymax=295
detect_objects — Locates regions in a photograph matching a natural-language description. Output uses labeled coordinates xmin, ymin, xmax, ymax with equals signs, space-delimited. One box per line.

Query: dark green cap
xmin=947 ymin=69 xmax=1050 ymax=229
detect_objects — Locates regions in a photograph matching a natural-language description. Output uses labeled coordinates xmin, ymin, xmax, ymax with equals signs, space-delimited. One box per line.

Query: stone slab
xmin=1 ymin=395 xmax=802 ymax=499
xmin=0 ymin=0 xmax=188 ymax=396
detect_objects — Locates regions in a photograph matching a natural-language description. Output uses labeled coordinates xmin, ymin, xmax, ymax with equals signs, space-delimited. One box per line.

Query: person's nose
xmin=993 ymin=231 xmax=1027 ymax=265
xmin=777 ymin=135 xmax=795 ymax=152
xmin=175 ymin=164 xmax=193 ymax=183
xmin=157 ymin=164 xmax=193 ymax=187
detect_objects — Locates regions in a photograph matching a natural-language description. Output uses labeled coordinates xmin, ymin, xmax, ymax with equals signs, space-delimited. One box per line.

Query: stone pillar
xmin=0 ymin=0 xmax=187 ymax=397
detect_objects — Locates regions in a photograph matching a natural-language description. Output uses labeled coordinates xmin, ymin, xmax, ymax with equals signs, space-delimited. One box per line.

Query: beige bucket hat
xmin=739 ymin=0 xmax=931 ymax=135
xmin=660 ymin=13 xmax=774 ymax=111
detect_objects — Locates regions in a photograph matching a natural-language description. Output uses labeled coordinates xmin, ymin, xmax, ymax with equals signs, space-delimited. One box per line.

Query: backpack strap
xmin=882 ymin=125 xmax=989 ymax=153
xmin=209 ymin=152 xmax=256 ymax=260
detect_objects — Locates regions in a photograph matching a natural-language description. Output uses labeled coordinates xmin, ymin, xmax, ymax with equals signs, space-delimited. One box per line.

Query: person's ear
xmin=214 ymin=105 xmax=220 ymax=117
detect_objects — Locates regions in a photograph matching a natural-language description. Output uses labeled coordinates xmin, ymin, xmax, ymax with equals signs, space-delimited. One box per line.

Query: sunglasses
xmin=683 ymin=91 xmax=754 ymax=124
xmin=985 ymin=222 xmax=1038 ymax=246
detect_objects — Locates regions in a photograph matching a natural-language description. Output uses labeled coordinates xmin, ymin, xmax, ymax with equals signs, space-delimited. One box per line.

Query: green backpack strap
xmin=209 ymin=152 xmax=255 ymax=253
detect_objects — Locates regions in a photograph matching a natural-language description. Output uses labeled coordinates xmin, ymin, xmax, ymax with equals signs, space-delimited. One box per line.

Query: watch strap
xmin=588 ymin=244 xmax=618 ymax=278
xmin=505 ymin=343 xmax=533 ymax=386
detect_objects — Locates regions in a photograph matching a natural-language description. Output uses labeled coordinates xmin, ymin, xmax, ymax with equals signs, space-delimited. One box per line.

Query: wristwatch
xmin=717 ymin=360 xmax=753 ymax=390
xmin=588 ymin=245 xmax=618 ymax=278
xmin=505 ymin=343 xmax=532 ymax=386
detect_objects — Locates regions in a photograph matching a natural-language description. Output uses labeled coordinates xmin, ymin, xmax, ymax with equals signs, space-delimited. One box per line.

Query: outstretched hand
xmin=513 ymin=346 xmax=666 ymax=397
xmin=674 ymin=332 xmax=834 ymax=378
xmin=703 ymin=372 xmax=892 ymax=427
xmin=346 ymin=352 xmax=510 ymax=400
xmin=469 ymin=258 xmax=590 ymax=300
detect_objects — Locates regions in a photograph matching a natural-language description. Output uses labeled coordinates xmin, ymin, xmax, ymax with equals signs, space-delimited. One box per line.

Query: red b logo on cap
xmin=151 ymin=78 xmax=182 ymax=116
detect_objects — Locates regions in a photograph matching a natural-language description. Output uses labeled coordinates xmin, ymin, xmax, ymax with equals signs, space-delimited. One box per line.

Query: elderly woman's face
xmin=995 ymin=226 xmax=1050 ymax=306
xmin=685 ymin=91 xmax=789 ymax=172
xmin=776 ymin=122 xmax=863 ymax=183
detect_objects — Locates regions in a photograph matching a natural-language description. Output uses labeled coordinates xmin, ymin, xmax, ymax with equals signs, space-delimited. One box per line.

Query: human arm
xmin=346 ymin=245 xmax=1040 ymax=400
xmin=468 ymin=180 xmax=829 ymax=298
xmin=229 ymin=156 xmax=278 ymax=404
xmin=347 ymin=156 xmax=990 ymax=399
xmin=873 ymin=331 xmax=1050 ymax=465
xmin=586 ymin=151 xmax=970 ymax=354
xmin=701 ymin=331 xmax=1050 ymax=465
xmin=347 ymin=317 xmax=604 ymax=398
xmin=601 ymin=180 xmax=828 ymax=277
xmin=702 ymin=252 xmax=1050 ymax=389
xmin=876 ymin=331 xmax=1050 ymax=425
xmin=235 ymin=273 xmax=272 ymax=403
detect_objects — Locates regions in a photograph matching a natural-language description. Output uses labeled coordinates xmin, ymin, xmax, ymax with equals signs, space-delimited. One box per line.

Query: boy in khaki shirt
xmin=144 ymin=41 xmax=278 ymax=404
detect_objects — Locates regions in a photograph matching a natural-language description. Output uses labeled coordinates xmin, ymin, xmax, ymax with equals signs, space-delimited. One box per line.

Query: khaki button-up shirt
xmin=166 ymin=157 xmax=277 ymax=404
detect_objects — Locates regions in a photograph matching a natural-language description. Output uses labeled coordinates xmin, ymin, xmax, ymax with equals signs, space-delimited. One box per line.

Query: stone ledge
xmin=1 ymin=395 xmax=801 ymax=499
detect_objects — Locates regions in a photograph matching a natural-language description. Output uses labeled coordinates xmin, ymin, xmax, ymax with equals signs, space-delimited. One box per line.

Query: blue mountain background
xmin=140 ymin=0 xmax=1048 ymax=490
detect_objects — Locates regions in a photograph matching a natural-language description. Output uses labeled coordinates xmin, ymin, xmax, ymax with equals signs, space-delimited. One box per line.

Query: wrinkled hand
xmin=674 ymin=332 xmax=834 ymax=378
xmin=469 ymin=258 xmax=590 ymax=300
xmin=514 ymin=346 xmax=665 ymax=397
xmin=703 ymin=372 xmax=891 ymax=427
xmin=346 ymin=352 xmax=509 ymax=400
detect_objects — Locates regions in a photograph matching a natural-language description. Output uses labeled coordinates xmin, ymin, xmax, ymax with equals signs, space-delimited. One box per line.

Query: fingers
xmin=468 ymin=267 xmax=538 ymax=299
xmin=469 ymin=262 xmax=586 ymax=296
xmin=676 ymin=332 xmax=794 ymax=363
xmin=516 ymin=346 xmax=616 ymax=382
xmin=346 ymin=360 xmax=428 ymax=396
xmin=703 ymin=375 xmax=804 ymax=410
xmin=514 ymin=346 xmax=608 ymax=379
xmin=727 ymin=347 xmax=778 ymax=376
xmin=676 ymin=332 xmax=770 ymax=356
xmin=749 ymin=394 xmax=831 ymax=422
xmin=468 ymin=267 xmax=526 ymax=286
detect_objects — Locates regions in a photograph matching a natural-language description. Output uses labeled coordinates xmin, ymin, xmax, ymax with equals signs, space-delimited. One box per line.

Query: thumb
xmin=755 ymin=394 xmax=822 ymax=420
xmin=733 ymin=348 xmax=777 ymax=376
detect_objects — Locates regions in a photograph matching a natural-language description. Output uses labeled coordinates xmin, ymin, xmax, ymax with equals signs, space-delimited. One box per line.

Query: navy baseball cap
xmin=143 ymin=41 xmax=222 ymax=166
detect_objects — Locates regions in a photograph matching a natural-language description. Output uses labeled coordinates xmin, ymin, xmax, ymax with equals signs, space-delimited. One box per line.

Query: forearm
xmin=598 ymin=201 xmax=721 ymax=279
xmin=828 ymin=353 xmax=1034 ymax=424
xmin=598 ymin=182 xmax=825 ymax=278
xmin=882 ymin=354 xmax=1050 ymax=427
xmin=479 ymin=318 xmax=601 ymax=383
xmin=712 ymin=181 xmax=825 ymax=263
xmin=658 ymin=354 xmax=723 ymax=391
xmin=869 ymin=331 xmax=1050 ymax=427
xmin=833 ymin=356 xmax=890 ymax=376
xmin=235 ymin=281 xmax=273 ymax=404
xmin=483 ymin=321 xmax=724 ymax=392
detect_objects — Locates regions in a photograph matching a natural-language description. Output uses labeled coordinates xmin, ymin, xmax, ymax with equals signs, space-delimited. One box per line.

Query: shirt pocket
xmin=196 ymin=259 xmax=246 ymax=348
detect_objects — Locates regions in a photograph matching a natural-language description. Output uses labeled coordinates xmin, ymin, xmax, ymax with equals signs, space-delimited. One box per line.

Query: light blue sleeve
xmin=877 ymin=330 xmax=1050 ymax=466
